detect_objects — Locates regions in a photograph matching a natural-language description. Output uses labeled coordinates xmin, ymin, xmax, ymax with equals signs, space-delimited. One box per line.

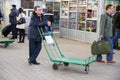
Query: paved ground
xmin=0 ymin=32 xmax=120 ymax=80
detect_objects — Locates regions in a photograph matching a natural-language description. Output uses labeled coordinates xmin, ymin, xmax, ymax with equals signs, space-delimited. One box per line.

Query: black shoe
xmin=21 ymin=41 xmax=24 ymax=43
xmin=43 ymin=36 xmax=45 ymax=40
xmin=32 ymin=61 xmax=40 ymax=65
xmin=18 ymin=41 xmax=22 ymax=43
xmin=28 ymin=59 xmax=40 ymax=65
xmin=18 ymin=41 xmax=24 ymax=43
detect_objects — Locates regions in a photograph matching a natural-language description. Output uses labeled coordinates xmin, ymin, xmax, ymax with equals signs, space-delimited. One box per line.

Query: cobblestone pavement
xmin=0 ymin=33 xmax=120 ymax=80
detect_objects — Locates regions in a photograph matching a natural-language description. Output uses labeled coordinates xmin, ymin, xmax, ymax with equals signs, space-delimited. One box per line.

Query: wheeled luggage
xmin=2 ymin=25 xmax=11 ymax=37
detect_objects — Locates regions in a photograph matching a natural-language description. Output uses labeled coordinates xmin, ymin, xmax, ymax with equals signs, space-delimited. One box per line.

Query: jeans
xmin=44 ymin=26 xmax=54 ymax=36
xmin=96 ymin=37 xmax=114 ymax=61
xmin=114 ymin=29 xmax=120 ymax=46
xmin=29 ymin=39 xmax=42 ymax=62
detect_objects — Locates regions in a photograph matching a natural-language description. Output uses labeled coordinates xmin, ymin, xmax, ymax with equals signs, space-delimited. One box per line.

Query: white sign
xmin=45 ymin=35 xmax=54 ymax=44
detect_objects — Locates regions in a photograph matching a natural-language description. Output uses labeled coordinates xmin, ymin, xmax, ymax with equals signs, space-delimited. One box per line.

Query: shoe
xmin=107 ymin=60 xmax=116 ymax=63
xmin=28 ymin=59 xmax=40 ymax=65
xmin=96 ymin=60 xmax=105 ymax=63
xmin=18 ymin=41 xmax=24 ymax=43
xmin=52 ymin=43 xmax=55 ymax=46
xmin=21 ymin=41 xmax=24 ymax=43
xmin=43 ymin=36 xmax=45 ymax=40
xmin=32 ymin=61 xmax=40 ymax=65
xmin=18 ymin=41 xmax=22 ymax=43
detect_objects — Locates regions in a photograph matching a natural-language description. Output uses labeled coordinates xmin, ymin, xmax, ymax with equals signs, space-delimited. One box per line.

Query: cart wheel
xmin=85 ymin=65 xmax=89 ymax=74
xmin=4 ymin=43 xmax=9 ymax=48
xmin=52 ymin=63 xmax=59 ymax=70
xmin=63 ymin=62 xmax=69 ymax=66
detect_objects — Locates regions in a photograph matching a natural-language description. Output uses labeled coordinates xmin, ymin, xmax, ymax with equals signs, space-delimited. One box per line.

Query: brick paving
xmin=0 ymin=32 xmax=120 ymax=80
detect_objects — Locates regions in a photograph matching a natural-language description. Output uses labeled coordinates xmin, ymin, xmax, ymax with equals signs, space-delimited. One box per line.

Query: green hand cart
xmin=0 ymin=28 xmax=14 ymax=48
xmin=38 ymin=28 xmax=96 ymax=74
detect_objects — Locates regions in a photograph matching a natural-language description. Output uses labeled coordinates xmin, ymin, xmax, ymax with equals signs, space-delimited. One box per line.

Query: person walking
xmin=43 ymin=7 xmax=54 ymax=36
xmin=112 ymin=5 xmax=120 ymax=49
xmin=16 ymin=7 xmax=26 ymax=43
xmin=9 ymin=4 xmax=18 ymax=39
xmin=96 ymin=4 xmax=116 ymax=63
xmin=28 ymin=6 xmax=51 ymax=65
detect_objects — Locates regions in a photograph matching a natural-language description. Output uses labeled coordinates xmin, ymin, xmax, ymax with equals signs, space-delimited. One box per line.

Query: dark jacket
xmin=44 ymin=13 xmax=54 ymax=23
xmin=112 ymin=11 xmax=120 ymax=36
xmin=100 ymin=13 xmax=113 ymax=37
xmin=9 ymin=8 xmax=18 ymax=24
xmin=28 ymin=12 xmax=48 ymax=41
xmin=0 ymin=11 xmax=3 ymax=24
xmin=0 ymin=11 xmax=3 ymax=18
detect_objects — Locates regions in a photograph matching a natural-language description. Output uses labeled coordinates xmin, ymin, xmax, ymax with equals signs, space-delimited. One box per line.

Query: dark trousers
xmin=11 ymin=23 xmax=17 ymax=38
xmin=18 ymin=29 xmax=25 ymax=42
xmin=114 ymin=29 xmax=120 ymax=46
xmin=29 ymin=39 xmax=42 ymax=62
xmin=96 ymin=37 xmax=114 ymax=61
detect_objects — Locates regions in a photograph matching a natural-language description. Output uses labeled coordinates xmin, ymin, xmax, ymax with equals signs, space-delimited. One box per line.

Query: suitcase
xmin=2 ymin=25 xmax=11 ymax=37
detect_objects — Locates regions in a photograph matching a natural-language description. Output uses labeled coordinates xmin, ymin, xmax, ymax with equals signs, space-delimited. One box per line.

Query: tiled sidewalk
xmin=0 ymin=33 xmax=120 ymax=80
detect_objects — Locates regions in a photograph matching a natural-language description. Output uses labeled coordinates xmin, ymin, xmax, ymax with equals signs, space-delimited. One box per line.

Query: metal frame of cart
xmin=38 ymin=27 xmax=95 ymax=74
